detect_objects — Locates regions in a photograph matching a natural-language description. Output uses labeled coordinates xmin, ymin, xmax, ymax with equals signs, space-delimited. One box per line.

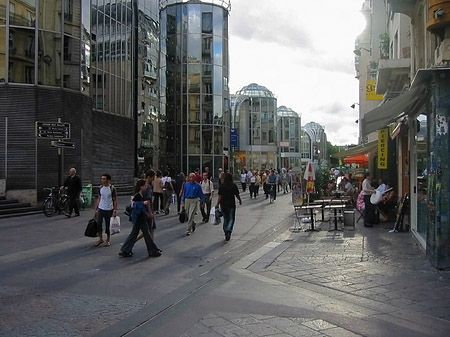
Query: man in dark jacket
xmin=61 ymin=167 xmax=82 ymax=217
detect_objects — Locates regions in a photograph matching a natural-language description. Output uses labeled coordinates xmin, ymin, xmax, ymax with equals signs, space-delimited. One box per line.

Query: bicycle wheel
xmin=43 ymin=198 xmax=56 ymax=217
xmin=60 ymin=196 xmax=70 ymax=216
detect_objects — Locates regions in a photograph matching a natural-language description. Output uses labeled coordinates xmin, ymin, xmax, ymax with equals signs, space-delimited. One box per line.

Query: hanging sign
xmin=378 ymin=128 xmax=388 ymax=169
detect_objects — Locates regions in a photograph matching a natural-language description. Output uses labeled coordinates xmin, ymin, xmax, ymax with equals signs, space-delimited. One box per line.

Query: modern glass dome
xmin=277 ymin=106 xmax=299 ymax=118
xmin=236 ymin=83 xmax=275 ymax=98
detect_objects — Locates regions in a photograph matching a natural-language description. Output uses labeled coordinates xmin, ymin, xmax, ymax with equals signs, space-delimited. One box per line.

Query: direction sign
xmin=51 ymin=140 xmax=75 ymax=149
xmin=36 ymin=121 xmax=71 ymax=139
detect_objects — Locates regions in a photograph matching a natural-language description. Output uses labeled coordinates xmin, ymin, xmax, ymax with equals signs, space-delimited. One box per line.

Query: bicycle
xmin=43 ymin=187 xmax=70 ymax=217
xmin=268 ymin=183 xmax=276 ymax=204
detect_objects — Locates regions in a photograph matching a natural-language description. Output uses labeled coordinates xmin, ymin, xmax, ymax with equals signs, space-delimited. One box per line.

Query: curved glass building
xmin=159 ymin=0 xmax=231 ymax=177
xmin=277 ymin=105 xmax=301 ymax=169
xmin=232 ymin=83 xmax=278 ymax=171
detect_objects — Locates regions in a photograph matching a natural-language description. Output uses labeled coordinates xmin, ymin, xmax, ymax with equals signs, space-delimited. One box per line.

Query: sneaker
xmin=225 ymin=232 xmax=231 ymax=241
xmin=186 ymin=232 xmax=191 ymax=236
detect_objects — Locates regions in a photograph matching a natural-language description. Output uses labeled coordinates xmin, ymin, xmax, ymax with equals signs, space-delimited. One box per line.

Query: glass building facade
xmin=0 ymin=0 xmax=159 ymax=201
xmin=233 ymin=83 xmax=278 ymax=170
xmin=277 ymin=105 xmax=301 ymax=169
xmin=159 ymin=0 xmax=230 ymax=177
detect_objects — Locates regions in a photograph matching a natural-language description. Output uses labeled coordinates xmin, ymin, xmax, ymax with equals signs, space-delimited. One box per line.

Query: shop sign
xmin=377 ymin=128 xmax=388 ymax=169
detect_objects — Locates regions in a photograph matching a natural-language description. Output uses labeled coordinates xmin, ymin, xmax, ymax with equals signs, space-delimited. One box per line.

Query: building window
xmin=64 ymin=0 xmax=73 ymax=21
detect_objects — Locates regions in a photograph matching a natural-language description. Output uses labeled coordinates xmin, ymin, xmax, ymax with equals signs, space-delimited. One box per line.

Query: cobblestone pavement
xmin=0 ymin=285 xmax=146 ymax=337
xmin=177 ymin=215 xmax=450 ymax=337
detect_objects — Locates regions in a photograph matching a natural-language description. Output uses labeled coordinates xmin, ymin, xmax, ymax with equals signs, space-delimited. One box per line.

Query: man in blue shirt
xmin=181 ymin=173 xmax=205 ymax=235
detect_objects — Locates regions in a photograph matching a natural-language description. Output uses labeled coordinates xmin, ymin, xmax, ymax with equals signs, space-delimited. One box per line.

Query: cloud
xmin=228 ymin=0 xmax=366 ymax=145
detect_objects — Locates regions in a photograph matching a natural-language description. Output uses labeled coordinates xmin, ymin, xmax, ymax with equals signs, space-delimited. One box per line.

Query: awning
xmin=344 ymin=154 xmax=368 ymax=165
xmin=331 ymin=140 xmax=377 ymax=159
xmin=361 ymin=84 xmax=427 ymax=135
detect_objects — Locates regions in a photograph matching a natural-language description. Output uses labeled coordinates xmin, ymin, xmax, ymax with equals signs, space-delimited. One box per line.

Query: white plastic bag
xmin=110 ymin=216 xmax=121 ymax=235
xmin=209 ymin=206 xmax=216 ymax=225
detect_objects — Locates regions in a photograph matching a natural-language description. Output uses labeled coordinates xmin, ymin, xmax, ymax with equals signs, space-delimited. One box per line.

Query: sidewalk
xmin=180 ymin=201 xmax=450 ymax=337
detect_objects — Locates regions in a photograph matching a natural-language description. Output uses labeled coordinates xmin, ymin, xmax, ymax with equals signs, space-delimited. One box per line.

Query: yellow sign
xmin=366 ymin=80 xmax=384 ymax=100
xmin=378 ymin=128 xmax=388 ymax=169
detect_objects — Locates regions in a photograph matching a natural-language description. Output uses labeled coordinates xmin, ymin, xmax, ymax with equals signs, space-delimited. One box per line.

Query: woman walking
xmin=215 ymin=173 xmax=242 ymax=241
xmin=119 ymin=180 xmax=161 ymax=258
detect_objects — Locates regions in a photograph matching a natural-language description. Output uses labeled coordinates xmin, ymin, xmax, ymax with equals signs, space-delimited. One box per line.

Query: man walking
xmin=61 ymin=167 xmax=82 ymax=217
xmin=161 ymin=171 xmax=174 ymax=215
xmin=200 ymin=172 xmax=214 ymax=223
xmin=181 ymin=173 xmax=205 ymax=236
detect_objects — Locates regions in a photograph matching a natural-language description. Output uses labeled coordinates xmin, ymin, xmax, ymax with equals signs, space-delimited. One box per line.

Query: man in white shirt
xmin=200 ymin=172 xmax=214 ymax=223
xmin=161 ymin=171 xmax=174 ymax=215
xmin=94 ymin=173 xmax=117 ymax=247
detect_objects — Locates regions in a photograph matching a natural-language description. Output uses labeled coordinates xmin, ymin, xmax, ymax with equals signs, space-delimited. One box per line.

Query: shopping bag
xmin=84 ymin=218 xmax=98 ymax=237
xmin=209 ymin=206 xmax=216 ymax=224
xmin=110 ymin=216 xmax=121 ymax=235
xmin=214 ymin=208 xmax=223 ymax=226
xmin=179 ymin=207 xmax=186 ymax=223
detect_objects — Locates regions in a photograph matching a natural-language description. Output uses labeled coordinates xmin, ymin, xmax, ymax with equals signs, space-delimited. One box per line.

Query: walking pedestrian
xmin=61 ymin=167 xmax=82 ymax=217
xmin=174 ymin=172 xmax=185 ymax=214
xmin=181 ymin=173 xmax=205 ymax=236
xmin=200 ymin=172 xmax=214 ymax=223
xmin=215 ymin=173 xmax=242 ymax=241
xmin=152 ymin=170 xmax=163 ymax=214
xmin=240 ymin=170 xmax=247 ymax=192
xmin=93 ymin=173 xmax=117 ymax=247
xmin=119 ymin=179 xmax=161 ymax=258
xmin=161 ymin=171 xmax=174 ymax=215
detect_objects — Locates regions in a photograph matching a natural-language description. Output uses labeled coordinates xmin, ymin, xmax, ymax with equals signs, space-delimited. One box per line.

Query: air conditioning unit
xmin=435 ymin=38 xmax=450 ymax=64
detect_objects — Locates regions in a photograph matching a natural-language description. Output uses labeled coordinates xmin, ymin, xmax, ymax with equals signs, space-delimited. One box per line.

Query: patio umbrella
xmin=304 ymin=161 xmax=315 ymax=205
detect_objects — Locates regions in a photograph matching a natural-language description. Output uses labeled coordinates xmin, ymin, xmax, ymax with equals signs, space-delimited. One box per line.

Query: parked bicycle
xmin=43 ymin=187 xmax=70 ymax=217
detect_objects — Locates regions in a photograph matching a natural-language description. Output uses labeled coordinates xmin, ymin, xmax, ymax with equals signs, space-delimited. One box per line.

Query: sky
xmin=228 ymin=0 xmax=367 ymax=146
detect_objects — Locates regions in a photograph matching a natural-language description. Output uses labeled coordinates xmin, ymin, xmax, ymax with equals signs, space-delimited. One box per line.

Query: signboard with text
xmin=230 ymin=128 xmax=238 ymax=148
xmin=36 ymin=121 xmax=71 ymax=139
xmin=377 ymin=128 xmax=388 ymax=169
xmin=366 ymin=80 xmax=384 ymax=100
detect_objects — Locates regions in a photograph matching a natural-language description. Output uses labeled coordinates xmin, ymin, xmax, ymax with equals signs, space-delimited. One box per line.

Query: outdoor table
xmin=293 ymin=204 xmax=324 ymax=232
xmin=324 ymin=204 xmax=346 ymax=231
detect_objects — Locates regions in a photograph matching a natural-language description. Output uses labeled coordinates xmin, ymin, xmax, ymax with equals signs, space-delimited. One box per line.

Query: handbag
xmin=110 ymin=216 xmax=121 ymax=235
xmin=84 ymin=218 xmax=98 ymax=237
xmin=179 ymin=207 xmax=186 ymax=223
xmin=214 ymin=208 xmax=223 ymax=225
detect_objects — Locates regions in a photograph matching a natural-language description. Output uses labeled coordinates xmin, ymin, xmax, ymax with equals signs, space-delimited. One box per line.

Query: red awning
xmin=344 ymin=153 xmax=368 ymax=165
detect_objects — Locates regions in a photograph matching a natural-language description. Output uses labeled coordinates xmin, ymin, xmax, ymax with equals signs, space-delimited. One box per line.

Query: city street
xmin=1 ymin=190 xmax=450 ymax=337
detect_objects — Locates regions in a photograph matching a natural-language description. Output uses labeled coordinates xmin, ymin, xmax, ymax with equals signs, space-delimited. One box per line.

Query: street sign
xmin=51 ymin=140 xmax=75 ymax=149
xmin=230 ymin=128 xmax=238 ymax=148
xmin=36 ymin=121 xmax=71 ymax=139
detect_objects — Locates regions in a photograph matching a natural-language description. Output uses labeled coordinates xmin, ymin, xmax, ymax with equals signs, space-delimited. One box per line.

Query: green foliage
xmin=315 ymin=165 xmax=331 ymax=197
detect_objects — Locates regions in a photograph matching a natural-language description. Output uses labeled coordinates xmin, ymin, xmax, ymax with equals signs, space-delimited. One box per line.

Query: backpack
xmin=164 ymin=178 xmax=173 ymax=190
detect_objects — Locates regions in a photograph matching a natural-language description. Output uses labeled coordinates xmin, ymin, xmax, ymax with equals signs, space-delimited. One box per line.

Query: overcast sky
xmin=228 ymin=0 xmax=367 ymax=146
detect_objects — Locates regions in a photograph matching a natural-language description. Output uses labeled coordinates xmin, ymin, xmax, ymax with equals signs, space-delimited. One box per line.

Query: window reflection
xmin=9 ymin=0 xmax=36 ymax=27
xmin=1 ymin=2 xmax=7 ymax=24
xmin=9 ymin=27 xmax=35 ymax=84
xmin=38 ymin=31 xmax=61 ymax=86
xmin=0 ymin=27 xmax=5 ymax=81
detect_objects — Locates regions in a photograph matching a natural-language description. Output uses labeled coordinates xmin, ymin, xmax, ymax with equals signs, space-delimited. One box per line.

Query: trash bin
xmin=344 ymin=210 xmax=355 ymax=230
xmin=81 ymin=184 xmax=93 ymax=208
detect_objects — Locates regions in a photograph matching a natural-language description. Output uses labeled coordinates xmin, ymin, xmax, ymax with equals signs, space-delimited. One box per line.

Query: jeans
xmin=221 ymin=206 xmax=236 ymax=234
